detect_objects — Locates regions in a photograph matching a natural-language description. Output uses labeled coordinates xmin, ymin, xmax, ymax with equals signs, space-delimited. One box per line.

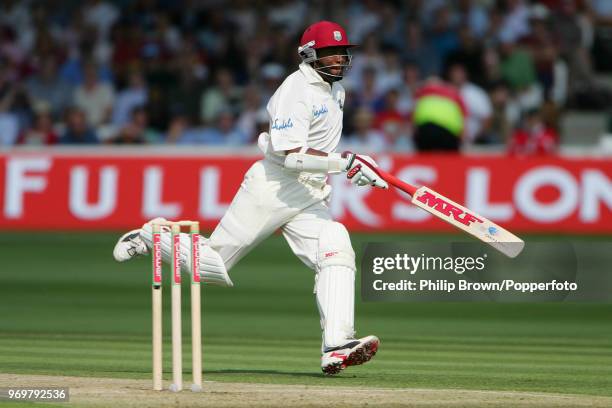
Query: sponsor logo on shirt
xmin=271 ymin=118 xmax=293 ymax=130
xmin=313 ymin=104 xmax=328 ymax=118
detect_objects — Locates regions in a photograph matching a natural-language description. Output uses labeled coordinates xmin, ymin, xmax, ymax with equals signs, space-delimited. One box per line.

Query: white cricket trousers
xmin=141 ymin=159 xmax=356 ymax=348
xmin=211 ymin=159 xmax=356 ymax=348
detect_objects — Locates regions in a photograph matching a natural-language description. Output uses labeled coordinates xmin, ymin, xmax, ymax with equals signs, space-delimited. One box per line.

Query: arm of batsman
xmin=284 ymin=149 xmax=388 ymax=189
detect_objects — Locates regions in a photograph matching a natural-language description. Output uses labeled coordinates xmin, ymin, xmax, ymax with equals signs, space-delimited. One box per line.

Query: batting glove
xmin=342 ymin=152 xmax=388 ymax=189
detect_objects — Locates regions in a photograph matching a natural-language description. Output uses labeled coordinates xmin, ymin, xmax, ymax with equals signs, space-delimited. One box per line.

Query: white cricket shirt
xmin=266 ymin=63 xmax=345 ymax=155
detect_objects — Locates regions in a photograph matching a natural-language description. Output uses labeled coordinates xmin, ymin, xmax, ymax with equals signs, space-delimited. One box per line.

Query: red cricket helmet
xmin=298 ymin=21 xmax=356 ymax=80
xmin=299 ymin=21 xmax=356 ymax=51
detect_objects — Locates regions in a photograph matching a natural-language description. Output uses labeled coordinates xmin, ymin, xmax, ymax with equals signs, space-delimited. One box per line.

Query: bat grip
xmin=352 ymin=154 xmax=419 ymax=196
xmin=377 ymin=169 xmax=419 ymax=196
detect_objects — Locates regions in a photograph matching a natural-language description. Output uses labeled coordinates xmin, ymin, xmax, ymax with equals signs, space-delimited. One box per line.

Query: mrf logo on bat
xmin=416 ymin=190 xmax=484 ymax=227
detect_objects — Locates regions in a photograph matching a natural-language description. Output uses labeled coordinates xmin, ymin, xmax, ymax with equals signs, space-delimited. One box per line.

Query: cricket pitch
xmin=2 ymin=373 xmax=611 ymax=408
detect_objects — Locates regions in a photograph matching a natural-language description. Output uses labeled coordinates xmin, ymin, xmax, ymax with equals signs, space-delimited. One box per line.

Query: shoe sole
xmin=322 ymin=337 xmax=379 ymax=375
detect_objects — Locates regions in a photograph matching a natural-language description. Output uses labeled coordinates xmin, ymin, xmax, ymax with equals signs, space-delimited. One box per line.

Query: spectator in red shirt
xmin=374 ymin=89 xmax=405 ymax=132
xmin=17 ymin=104 xmax=58 ymax=145
xmin=508 ymin=109 xmax=558 ymax=155
xmin=374 ymin=89 xmax=412 ymax=151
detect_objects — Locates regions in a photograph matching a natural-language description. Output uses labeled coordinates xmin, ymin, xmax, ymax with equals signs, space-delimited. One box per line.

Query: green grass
xmin=0 ymin=232 xmax=611 ymax=397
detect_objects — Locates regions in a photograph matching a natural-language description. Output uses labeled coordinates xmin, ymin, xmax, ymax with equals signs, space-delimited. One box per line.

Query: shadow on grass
xmin=207 ymin=368 xmax=353 ymax=379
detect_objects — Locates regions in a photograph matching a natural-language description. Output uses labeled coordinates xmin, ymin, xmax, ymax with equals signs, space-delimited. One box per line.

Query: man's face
xmin=315 ymin=46 xmax=350 ymax=78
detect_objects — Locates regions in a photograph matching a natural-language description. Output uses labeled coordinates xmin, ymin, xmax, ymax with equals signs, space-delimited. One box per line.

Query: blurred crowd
xmin=1 ymin=0 xmax=612 ymax=155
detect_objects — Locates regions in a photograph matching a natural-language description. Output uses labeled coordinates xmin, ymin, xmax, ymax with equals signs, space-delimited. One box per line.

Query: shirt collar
xmin=299 ymin=62 xmax=329 ymax=87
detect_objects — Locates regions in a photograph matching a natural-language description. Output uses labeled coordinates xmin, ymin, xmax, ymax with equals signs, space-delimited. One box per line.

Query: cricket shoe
xmin=113 ymin=229 xmax=149 ymax=261
xmin=113 ymin=218 xmax=168 ymax=263
xmin=113 ymin=217 xmax=170 ymax=261
xmin=321 ymin=335 xmax=379 ymax=375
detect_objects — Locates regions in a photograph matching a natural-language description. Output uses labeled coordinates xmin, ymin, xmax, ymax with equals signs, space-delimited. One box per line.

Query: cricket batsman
xmin=113 ymin=21 xmax=387 ymax=375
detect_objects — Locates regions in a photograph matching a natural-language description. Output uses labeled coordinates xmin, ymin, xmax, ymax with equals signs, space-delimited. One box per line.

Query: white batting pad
xmin=316 ymin=265 xmax=356 ymax=349
xmin=140 ymin=221 xmax=233 ymax=287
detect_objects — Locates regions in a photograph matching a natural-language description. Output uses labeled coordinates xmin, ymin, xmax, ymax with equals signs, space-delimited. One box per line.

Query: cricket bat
xmin=375 ymin=167 xmax=525 ymax=258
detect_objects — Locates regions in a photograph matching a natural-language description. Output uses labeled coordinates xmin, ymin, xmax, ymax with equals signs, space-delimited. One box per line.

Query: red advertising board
xmin=0 ymin=150 xmax=610 ymax=233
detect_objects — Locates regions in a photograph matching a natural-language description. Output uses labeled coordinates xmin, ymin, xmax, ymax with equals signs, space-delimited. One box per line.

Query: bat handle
xmin=377 ymin=169 xmax=418 ymax=196
xmin=352 ymin=154 xmax=419 ymax=196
